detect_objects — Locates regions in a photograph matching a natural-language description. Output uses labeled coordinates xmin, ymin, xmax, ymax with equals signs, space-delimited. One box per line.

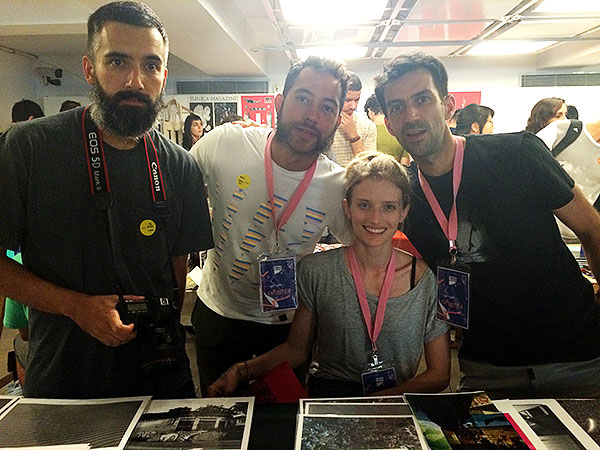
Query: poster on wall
xmin=188 ymin=94 xmax=240 ymax=133
xmin=190 ymin=102 xmax=214 ymax=132
xmin=241 ymin=94 xmax=275 ymax=127
xmin=450 ymin=91 xmax=482 ymax=110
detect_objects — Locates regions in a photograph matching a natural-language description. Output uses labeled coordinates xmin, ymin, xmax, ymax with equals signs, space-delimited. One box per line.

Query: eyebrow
xmin=295 ymin=88 xmax=339 ymax=107
xmin=104 ymin=51 xmax=164 ymax=63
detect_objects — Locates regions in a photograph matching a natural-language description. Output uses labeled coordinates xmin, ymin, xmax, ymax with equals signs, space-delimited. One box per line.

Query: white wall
xmin=0 ymin=51 xmax=41 ymax=132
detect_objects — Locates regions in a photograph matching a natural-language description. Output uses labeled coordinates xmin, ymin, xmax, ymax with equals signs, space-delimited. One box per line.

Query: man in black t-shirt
xmin=0 ymin=2 xmax=213 ymax=398
xmin=373 ymin=52 xmax=600 ymax=399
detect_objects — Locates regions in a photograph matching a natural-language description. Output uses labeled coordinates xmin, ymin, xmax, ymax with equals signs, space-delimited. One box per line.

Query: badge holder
xmin=360 ymin=352 xmax=397 ymax=395
xmin=436 ymin=246 xmax=470 ymax=329
xmin=258 ymin=250 xmax=298 ymax=313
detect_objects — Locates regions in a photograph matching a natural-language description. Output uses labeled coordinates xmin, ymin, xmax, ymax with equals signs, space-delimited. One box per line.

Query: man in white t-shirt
xmin=537 ymin=118 xmax=600 ymax=242
xmin=327 ymin=72 xmax=377 ymax=167
xmin=190 ymin=56 xmax=350 ymax=394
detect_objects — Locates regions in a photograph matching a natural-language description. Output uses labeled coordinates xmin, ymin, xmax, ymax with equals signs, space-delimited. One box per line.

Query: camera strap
xmin=81 ymin=108 xmax=180 ymax=306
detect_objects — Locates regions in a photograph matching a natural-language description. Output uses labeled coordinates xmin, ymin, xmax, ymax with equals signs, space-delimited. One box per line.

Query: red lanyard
xmin=418 ymin=136 xmax=465 ymax=261
xmin=264 ymin=132 xmax=317 ymax=247
xmin=347 ymin=246 xmax=397 ymax=354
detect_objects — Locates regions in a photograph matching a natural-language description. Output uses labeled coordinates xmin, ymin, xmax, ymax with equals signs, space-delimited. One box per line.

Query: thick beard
xmin=89 ymin=82 xmax=164 ymax=140
xmin=275 ymin=115 xmax=336 ymax=157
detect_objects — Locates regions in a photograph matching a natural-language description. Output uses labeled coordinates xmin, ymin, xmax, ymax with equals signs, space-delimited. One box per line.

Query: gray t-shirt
xmin=298 ymin=247 xmax=449 ymax=384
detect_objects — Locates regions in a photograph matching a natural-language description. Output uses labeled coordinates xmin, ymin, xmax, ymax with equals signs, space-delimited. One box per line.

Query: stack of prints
xmin=295 ymin=395 xmax=427 ymax=449
xmin=405 ymin=392 xmax=532 ymax=449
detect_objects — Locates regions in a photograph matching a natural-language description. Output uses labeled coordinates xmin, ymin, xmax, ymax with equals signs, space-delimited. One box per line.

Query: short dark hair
xmin=347 ymin=72 xmax=362 ymax=92
xmin=219 ymin=114 xmax=244 ymax=125
xmin=374 ymin=52 xmax=449 ymax=116
xmin=566 ymin=105 xmax=579 ymax=120
xmin=364 ymin=93 xmax=382 ymax=116
xmin=11 ymin=99 xmax=44 ymax=122
xmin=525 ymin=97 xmax=565 ymax=134
xmin=59 ymin=100 xmax=82 ymax=112
xmin=87 ymin=1 xmax=168 ymax=60
xmin=282 ymin=56 xmax=349 ymax=114
xmin=455 ymin=103 xmax=494 ymax=136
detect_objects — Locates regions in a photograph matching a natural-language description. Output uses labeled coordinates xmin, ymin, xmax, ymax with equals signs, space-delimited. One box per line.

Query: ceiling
xmin=1 ymin=0 xmax=600 ymax=81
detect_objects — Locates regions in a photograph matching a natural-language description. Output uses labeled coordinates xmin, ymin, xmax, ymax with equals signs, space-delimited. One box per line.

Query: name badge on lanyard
xmin=347 ymin=247 xmax=398 ymax=395
xmin=418 ymin=136 xmax=470 ymax=329
xmin=259 ymin=132 xmax=316 ymax=313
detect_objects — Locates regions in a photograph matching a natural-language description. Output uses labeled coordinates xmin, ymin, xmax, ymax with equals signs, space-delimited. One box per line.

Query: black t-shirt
xmin=0 ymin=107 xmax=214 ymax=397
xmin=405 ymin=131 xmax=600 ymax=365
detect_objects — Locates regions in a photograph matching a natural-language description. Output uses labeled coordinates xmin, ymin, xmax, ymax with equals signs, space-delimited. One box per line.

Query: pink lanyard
xmin=417 ymin=136 xmax=465 ymax=262
xmin=347 ymin=246 xmax=397 ymax=354
xmin=264 ymin=132 xmax=317 ymax=248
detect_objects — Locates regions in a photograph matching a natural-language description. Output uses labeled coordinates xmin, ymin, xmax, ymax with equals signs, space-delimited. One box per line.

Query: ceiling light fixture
xmin=533 ymin=0 xmax=600 ymax=13
xmin=466 ymin=40 xmax=557 ymax=56
xmin=296 ymin=45 xmax=367 ymax=61
xmin=279 ymin=0 xmax=388 ymax=25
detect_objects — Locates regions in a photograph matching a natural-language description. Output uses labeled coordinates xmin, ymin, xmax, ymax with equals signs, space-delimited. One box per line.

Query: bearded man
xmin=189 ymin=56 xmax=351 ymax=395
xmin=0 ymin=1 xmax=213 ymax=398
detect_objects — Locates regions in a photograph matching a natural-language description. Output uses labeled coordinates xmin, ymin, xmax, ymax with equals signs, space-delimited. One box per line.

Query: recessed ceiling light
xmin=534 ymin=0 xmax=600 ymax=13
xmin=467 ymin=41 xmax=557 ymax=55
xmin=280 ymin=0 xmax=388 ymax=25
xmin=296 ymin=46 xmax=368 ymax=61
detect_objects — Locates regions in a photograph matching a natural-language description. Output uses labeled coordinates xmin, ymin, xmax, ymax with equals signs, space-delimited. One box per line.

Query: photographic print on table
xmin=405 ymin=392 xmax=530 ymax=450
xmin=299 ymin=395 xmax=405 ymax=414
xmin=295 ymin=414 xmax=425 ymax=450
xmin=0 ymin=396 xmax=18 ymax=415
xmin=500 ymin=399 xmax=600 ymax=450
xmin=126 ymin=397 xmax=254 ymax=450
xmin=558 ymin=399 xmax=600 ymax=446
xmin=0 ymin=397 xmax=149 ymax=450
xmin=305 ymin=402 xmax=412 ymax=416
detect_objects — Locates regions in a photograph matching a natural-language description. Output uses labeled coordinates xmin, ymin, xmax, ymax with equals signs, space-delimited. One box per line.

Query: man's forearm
xmin=0 ymin=253 xmax=81 ymax=319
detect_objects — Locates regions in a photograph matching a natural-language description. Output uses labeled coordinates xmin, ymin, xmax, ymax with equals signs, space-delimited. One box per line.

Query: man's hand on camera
xmin=70 ymin=294 xmax=143 ymax=347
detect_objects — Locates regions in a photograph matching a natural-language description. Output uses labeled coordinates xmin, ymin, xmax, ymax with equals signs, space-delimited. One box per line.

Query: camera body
xmin=118 ymin=289 xmax=183 ymax=374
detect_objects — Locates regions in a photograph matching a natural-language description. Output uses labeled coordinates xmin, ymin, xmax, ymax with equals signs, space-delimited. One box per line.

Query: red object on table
xmin=392 ymin=231 xmax=421 ymax=258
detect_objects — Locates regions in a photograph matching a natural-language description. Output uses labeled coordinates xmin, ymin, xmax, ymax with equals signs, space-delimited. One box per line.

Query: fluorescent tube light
xmin=534 ymin=0 xmax=600 ymax=13
xmin=280 ymin=0 xmax=387 ymax=25
xmin=296 ymin=46 xmax=367 ymax=61
xmin=467 ymin=41 xmax=557 ymax=55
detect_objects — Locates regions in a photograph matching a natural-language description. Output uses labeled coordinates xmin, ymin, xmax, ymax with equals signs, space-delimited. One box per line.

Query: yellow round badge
xmin=237 ymin=174 xmax=251 ymax=190
xmin=140 ymin=219 xmax=156 ymax=236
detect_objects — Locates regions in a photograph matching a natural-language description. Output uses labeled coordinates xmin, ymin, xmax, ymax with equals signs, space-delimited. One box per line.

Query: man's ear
xmin=82 ymin=55 xmax=95 ymax=86
xmin=471 ymin=122 xmax=480 ymax=134
xmin=443 ymin=94 xmax=456 ymax=121
xmin=162 ymin=68 xmax=168 ymax=91
xmin=274 ymin=93 xmax=284 ymax=113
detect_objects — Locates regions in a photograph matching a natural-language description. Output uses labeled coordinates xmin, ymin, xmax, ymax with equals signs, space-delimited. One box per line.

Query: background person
xmin=327 ymin=71 xmax=377 ymax=167
xmin=525 ymin=97 xmax=567 ymax=134
xmin=59 ymin=100 xmax=82 ymax=112
xmin=454 ymin=103 xmax=494 ymax=136
xmin=11 ymin=99 xmax=44 ymax=123
xmin=207 ymin=152 xmax=450 ymax=398
xmin=364 ymin=93 xmax=410 ymax=165
xmin=182 ymin=113 xmax=204 ymax=150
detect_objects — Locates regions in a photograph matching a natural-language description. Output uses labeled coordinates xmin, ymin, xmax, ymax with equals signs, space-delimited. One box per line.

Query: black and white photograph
xmin=496 ymin=399 xmax=600 ymax=450
xmin=295 ymin=414 xmax=425 ymax=450
xmin=515 ymin=403 xmax=587 ymax=450
xmin=558 ymin=399 xmax=600 ymax=446
xmin=0 ymin=396 xmax=18 ymax=415
xmin=190 ymin=102 xmax=214 ymax=133
xmin=126 ymin=397 xmax=254 ymax=450
xmin=305 ymin=402 xmax=412 ymax=416
xmin=214 ymin=102 xmax=238 ymax=126
xmin=299 ymin=395 xmax=405 ymax=414
xmin=0 ymin=397 xmax=149 ymax=450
